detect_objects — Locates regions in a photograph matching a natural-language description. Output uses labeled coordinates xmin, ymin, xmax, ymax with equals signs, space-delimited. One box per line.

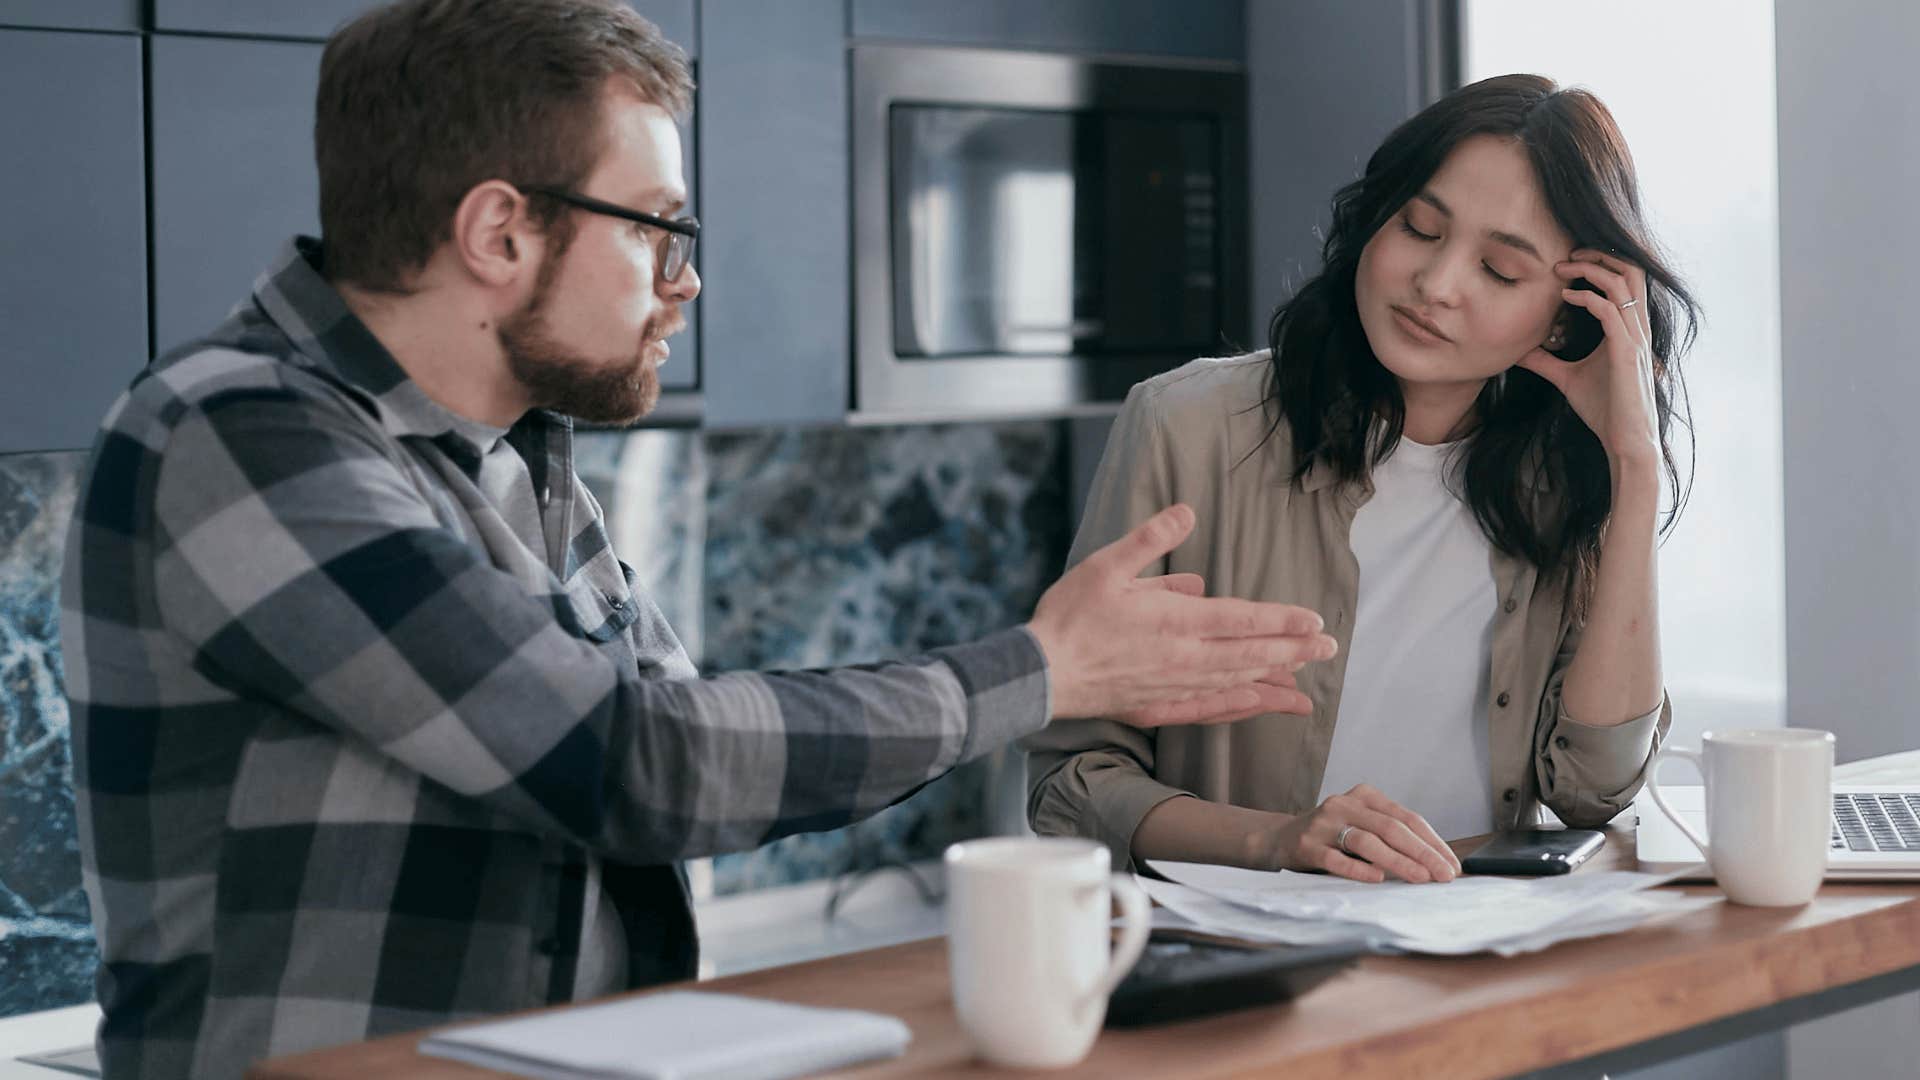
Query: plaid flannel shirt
xmin=62 ymin=238 xmax=1051 ymax=1079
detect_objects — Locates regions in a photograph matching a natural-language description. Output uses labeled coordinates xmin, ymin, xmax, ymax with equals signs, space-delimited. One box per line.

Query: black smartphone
xmin=1460 ymin=828 xmax=1606 ymax=876
xmin=1546 ymin=278 xmax=1607 ymax=361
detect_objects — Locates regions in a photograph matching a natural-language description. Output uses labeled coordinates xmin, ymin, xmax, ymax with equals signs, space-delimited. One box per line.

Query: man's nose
xmin=662 ymin=261 xmax=700 ymax=303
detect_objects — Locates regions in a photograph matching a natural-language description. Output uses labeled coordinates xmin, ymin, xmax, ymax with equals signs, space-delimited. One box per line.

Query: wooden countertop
xmin=251 ymin=824 xmax=1920 ymax=1080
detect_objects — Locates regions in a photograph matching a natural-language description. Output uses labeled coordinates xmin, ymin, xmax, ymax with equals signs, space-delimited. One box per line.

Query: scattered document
xmin=1142 ymin=860 xmax=1712 ymax=957
xmin=418 ymin=990 xmax=911 ymax=1080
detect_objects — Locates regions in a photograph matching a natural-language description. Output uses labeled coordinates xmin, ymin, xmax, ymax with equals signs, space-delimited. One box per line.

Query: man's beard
xmin=499 ymin=252 xmax=667 ymax=425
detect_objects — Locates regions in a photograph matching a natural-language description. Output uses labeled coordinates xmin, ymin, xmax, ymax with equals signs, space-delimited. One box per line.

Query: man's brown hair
xmin=315 ymin=0 xmax=693 ymax=291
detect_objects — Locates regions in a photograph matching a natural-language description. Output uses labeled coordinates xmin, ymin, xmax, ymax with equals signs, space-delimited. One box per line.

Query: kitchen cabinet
xmin=150 ymin=0 xmax=696 ymax=52
xmin=149 ymin=35 xmax=324 ymax=355
xmin=0 ymin=0 xmax=139 ymax=32
xmin=850 ymin=0 xmax=1244 ymax=62
xmin=0 ymin=28 xmax=147 ymax=452
xmin=696 ymin=0 xmax=846 ymax=428
xmin=151 ymin=0 xmax=380 ymax=40
xmin=1247 ymin=0 xmax=1449 ymax=339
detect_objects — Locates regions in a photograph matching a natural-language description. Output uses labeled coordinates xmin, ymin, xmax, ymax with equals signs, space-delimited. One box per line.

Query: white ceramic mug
xmin=1646 ymin=728 xmax=1835 ymax=906
xmin=944 ymin=837 xmax=1150 ymax=1068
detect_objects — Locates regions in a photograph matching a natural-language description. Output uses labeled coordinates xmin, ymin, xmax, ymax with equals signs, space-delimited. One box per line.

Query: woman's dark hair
xmin=1262 ymin=73 xmax=1700 ymax=613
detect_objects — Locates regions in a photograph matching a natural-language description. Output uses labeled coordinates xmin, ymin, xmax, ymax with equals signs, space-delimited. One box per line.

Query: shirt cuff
xmin=1093 ymin=778 xmax=1196 ymax=874
xmin=932 ymin=626 xmax=1052 ymax=765
xmin=1551 ymin=691 xmax=1670 ymax=810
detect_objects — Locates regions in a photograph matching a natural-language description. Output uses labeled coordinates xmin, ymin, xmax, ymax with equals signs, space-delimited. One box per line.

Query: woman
xmin=1025 ymin=74 xmax=1699 ymax=885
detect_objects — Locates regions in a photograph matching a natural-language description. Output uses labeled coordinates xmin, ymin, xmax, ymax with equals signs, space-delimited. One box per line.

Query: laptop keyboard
xmin=1832 ymin=793 xmax=1920 ymax=853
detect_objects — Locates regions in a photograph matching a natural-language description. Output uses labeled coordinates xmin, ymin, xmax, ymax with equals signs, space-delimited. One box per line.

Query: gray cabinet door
xmin=151 ymin=0 xmax=696 ymax=52
xmin=0 ymin=0 xmax=139 ymax=31
xmin=151 ymin=0 xmax=378 ymax=39
xmin=149 ymin=35 xmax=323 ymax=355
xmin=698 ymin=0 xmax=847 ymax=428
xmin=0 ymin=29 xmax=147 ymax=452
xmin=851 ymin=0 xmax=1245 ymax=61
xmin=1246 ymin=0 xmax=1442 ymax=341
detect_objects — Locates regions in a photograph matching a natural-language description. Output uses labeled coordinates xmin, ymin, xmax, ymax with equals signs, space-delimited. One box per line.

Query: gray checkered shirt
xmin=62 ymin=238 xmax=1051 ymax=1078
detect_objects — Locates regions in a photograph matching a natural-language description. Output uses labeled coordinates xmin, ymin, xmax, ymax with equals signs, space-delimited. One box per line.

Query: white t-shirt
xmin=1315 ymin=436 xmax=1499 ymax=841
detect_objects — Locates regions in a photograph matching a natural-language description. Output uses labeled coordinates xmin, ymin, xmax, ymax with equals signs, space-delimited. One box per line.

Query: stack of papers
xmin=1141 ymin=861 xmax=1715 ymax=957
xmin=419 ymin=990 xmax=911 ymax=1080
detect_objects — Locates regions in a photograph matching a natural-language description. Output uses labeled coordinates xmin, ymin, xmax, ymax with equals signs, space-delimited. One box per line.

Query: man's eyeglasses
xmin=521 ymin=186 xmax=699 ymax=282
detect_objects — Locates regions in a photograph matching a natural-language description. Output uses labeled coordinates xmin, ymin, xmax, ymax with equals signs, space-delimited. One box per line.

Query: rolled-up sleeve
xmin=1532 ymin=619 xmax=1672 ymax=827
xmin=1024 ymin=719 xmax=1192 ymax=870
xmin=1021 ymin=380 xmax=1190 ymax=868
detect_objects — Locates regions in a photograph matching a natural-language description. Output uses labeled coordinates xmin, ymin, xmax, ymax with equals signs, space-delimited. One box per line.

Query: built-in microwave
xmin=851 ymin=45 xmax=1249 ymax=422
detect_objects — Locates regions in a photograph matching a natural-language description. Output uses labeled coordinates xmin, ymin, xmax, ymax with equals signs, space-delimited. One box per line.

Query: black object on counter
xmin=1104 ymin=935 xmax=1370 ymax=1028
xmin=1460 ymin=828 xmax=1607 ymax=876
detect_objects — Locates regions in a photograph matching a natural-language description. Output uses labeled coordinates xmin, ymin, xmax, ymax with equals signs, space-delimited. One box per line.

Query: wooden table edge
xmin=248 ymin=832 xmax=1920 ymax=1080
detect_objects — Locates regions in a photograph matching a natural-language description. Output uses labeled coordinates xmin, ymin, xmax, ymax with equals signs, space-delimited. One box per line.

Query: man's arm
xmin=152 ymin=389 xmax=1044 ymax=861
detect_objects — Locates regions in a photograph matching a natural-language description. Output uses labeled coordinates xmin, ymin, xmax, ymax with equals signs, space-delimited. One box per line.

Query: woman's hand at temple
xmin=1262 ymin=784 xmax=1462 ymax=884
xmin=1516 ymin=249 xmax=1663 ymax=470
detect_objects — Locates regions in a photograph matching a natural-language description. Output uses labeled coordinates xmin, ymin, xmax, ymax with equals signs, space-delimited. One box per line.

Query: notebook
xmin=418 ymin=990 xmax=912 ymax=1080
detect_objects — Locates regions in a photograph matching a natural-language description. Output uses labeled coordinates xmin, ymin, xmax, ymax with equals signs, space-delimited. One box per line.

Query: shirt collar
xmin=253 ymin=236 xmax=537 ymax=455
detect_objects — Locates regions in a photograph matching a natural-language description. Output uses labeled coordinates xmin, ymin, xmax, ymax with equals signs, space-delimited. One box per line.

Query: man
xmin=61 ymin=1 xmax=1334 ymax=1075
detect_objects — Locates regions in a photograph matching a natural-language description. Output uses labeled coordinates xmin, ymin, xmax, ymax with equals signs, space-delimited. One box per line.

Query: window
xmin=1465 ymin=1 xmax=1785 ymax=738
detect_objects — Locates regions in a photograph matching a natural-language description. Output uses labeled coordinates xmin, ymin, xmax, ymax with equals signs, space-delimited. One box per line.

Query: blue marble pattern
xmin=0 ymin=451 xmax=94 ymax=1018
xmin=698 ymin=421 xmax=1067 ymax=894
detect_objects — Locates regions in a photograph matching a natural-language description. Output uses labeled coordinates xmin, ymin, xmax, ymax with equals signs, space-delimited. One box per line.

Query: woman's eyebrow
xmin=1416 ymin=189 xmax=1546 ymax=263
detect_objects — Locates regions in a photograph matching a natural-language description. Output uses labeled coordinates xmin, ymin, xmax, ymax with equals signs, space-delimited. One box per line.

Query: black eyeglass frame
xmin=520 ymin=185 xmax=699 ymax=281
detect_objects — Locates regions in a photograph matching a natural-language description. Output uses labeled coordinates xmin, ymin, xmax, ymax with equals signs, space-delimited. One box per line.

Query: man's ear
xmin=451 ymin=180 xmax=535 ymax=288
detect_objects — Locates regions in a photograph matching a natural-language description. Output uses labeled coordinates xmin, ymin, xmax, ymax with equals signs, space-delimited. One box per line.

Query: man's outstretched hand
xmin=1025 ymin=504 xmax=1337 ymax=728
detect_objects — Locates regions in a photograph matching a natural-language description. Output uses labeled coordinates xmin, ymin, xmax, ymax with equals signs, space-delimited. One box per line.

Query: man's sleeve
xmin=151 ymin=387 xmax=1049 ymax=861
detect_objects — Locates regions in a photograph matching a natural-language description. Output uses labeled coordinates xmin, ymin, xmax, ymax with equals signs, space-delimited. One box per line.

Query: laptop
xmin=1635 ymin=785 xmax=1920 ymax=880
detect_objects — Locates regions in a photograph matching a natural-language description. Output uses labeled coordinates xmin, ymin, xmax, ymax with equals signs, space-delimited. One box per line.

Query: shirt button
xmin=1555 ymin=735 xmax=1570 ymax=750
xmin=1496 ymin=691 xmax=1511 ymax=708
xmin=1503 ymin=597 xmax=1518 ymax=614
xmin=1503 ymin=788 xmax=1519 ymax=803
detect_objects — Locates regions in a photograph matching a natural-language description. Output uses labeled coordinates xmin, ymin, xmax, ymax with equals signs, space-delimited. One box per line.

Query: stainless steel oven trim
xmin=851 ymin=44 xmax=1249 ymax=421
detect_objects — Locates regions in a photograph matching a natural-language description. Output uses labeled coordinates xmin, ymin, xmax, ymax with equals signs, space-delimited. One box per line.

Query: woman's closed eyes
xmin=1397 ymin=215 xmax=1523 ymax=286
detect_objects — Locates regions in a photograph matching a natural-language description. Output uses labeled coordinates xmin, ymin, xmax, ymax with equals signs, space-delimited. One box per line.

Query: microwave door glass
xmin=889 ymin=105 xmax=1220 ymax=362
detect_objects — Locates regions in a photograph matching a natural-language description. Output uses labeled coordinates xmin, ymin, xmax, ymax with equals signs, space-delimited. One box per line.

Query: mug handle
xmin=1646 ymin=746 xmax=1712 ymax=861
xmin=1081 ymin=873 xmax=1151 ymax=1018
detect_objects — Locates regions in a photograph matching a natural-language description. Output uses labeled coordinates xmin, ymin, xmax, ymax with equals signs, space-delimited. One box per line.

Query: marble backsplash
xmin=696 ymin=421 xmax=1064 ymax=894
xmin=0 ymin=451 xmax=93 ymax=1018
xmin=0 ymin=420 xmax=1067 ymax=1015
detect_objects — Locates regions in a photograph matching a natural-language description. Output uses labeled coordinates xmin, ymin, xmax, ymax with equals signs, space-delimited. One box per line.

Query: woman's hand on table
xmin=1262 ymin=785 xmax=1461 ymax=884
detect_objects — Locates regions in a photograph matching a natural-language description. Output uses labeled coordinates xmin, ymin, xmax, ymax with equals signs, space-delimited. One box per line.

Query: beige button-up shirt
xmin=1024 ymin=353 xmax=1670 ymax=868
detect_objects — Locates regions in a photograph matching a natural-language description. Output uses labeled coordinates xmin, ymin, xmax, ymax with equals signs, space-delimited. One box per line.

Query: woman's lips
xmin=1391 ymin=305 xmax=1451 ymax=345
